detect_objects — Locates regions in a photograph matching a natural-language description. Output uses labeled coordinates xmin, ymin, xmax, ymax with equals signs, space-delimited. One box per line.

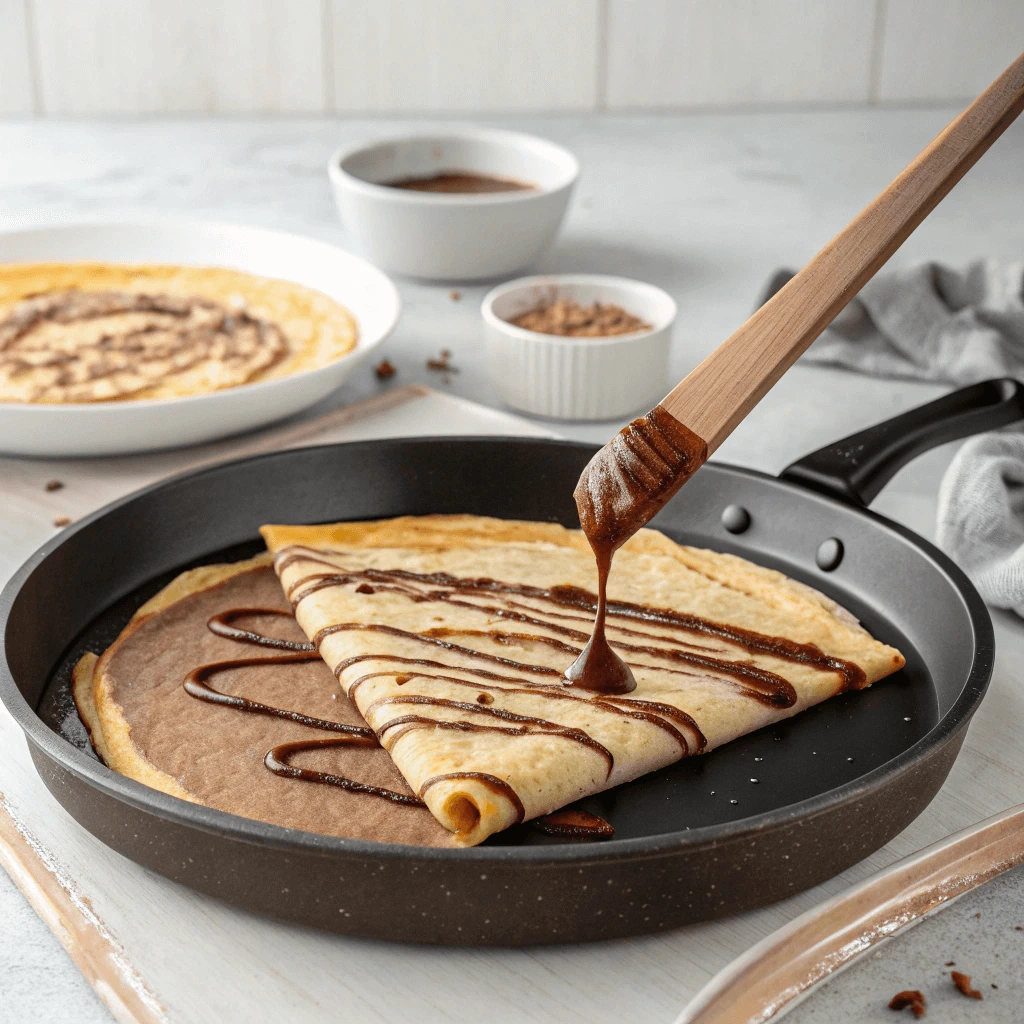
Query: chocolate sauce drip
xmin=265 ymin=738 xmax=425 ymax=807
xmin=568 ymin=405 xmax=709 ymax=694
xmin=532 ymin=809 xmax=615 ymax=839
xmin=419 ymin=772 xmax=526 ymax=824
xmin=563 ymin=544 xmax=637 ymax=694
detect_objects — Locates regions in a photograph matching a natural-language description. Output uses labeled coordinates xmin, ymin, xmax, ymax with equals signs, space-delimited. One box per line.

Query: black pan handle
xmin=779 ymin=378 xmax=1024 ymax=506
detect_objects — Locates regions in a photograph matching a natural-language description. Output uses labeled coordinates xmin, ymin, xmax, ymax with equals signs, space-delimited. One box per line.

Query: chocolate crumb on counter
xmin=992 ymin=984 xmax=998 ymax=989
xmin=951 ymin=971 xmax=983 ymax=1000
xmin=53 ymin=515 xmax=72 ymax=528
xmin=945 ymin=961 xmax=955 ymax=967
xmin=889 ymin=989 xmax=926 ymax=1018
xmin=374 ymin=358 xmax=396 ymax=380
xmin=1016 ymin=925 xmax=1022 ymax=931
xmin=426 ymin=349 xmax=459 ymax=373
xmin=449 ymin=290 xmax=460 ymax=301
xmin=44 ymin=479 xmax=64 ymax=492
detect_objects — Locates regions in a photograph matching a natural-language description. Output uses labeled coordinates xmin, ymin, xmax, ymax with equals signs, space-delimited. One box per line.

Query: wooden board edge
xmin=0 ymin=791 xmax=169 ymax=1024
xmin=676 ymin=803 xmax=1024 ymax=1023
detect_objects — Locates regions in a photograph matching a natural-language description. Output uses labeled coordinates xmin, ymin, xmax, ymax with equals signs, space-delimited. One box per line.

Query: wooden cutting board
xmin=2 ymin=386 xmax=1023 ymax=1024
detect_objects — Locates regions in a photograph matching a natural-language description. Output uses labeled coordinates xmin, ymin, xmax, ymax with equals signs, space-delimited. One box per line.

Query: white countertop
xmin=1 ymin=108 xmax=1023 ymax=1022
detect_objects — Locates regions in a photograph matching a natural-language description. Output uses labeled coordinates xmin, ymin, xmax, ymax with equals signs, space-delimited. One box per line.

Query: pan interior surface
xmin=29 ymin=438 xmax=953 ymax=849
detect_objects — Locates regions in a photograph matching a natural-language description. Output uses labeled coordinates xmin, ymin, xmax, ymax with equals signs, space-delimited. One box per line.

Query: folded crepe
xmin=261 ymin=515 xmax=905 ymax=846
xmin=74 ymin=555 xmax=456 ymax=847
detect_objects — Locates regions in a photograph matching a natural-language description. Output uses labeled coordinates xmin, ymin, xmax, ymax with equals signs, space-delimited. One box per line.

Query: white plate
xmin=0 ymin=221 xmax=400 ymax=457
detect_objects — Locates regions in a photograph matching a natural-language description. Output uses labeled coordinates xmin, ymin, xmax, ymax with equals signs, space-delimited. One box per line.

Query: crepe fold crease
xmin=261 ymin=515 xmax=905 ymax=847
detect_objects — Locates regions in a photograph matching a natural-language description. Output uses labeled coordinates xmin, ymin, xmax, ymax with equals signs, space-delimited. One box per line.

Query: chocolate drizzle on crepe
xmin=267 ymin=547 xmax=867 ymax=814
xmin=183 ymin=542 xmax=864 ymax=842
xmin=184 ymin=607 xmax=615 ymax=836
xmin=0 ymin=290 xmax=289 ymax=402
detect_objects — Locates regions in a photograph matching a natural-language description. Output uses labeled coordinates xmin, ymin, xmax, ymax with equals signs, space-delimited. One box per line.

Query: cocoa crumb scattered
xmin=374 ymin=358 xmax=396 ymax=380
xmin=889 ymin=990 xmax=926 ymax=1017
xmin=449 ymin=290 xmax=461 ymax=301
xmin=476 ymin=693 xmax=494 ymax=705
xmin=355 ymin=583 xmax=375 ymax=594
xmin=945 ymin=961 xmax=955 ymax=966
xmin=992 ymin=984 xmax=998 ymax=990
xmin=509 ymin=298 xmax=651 ymax=338
xmin=44 ymin=479 xmax=64 ymax=492
xmin=951 ymin=971 xmax=983 ymax=1000
xmin=53 ymin=515 xmax=72 ymax=527
xmin=975 ymin=913 xmax=982 ymax=919
xmin=1016 ymin=926 xmax=1022 ymax=931
xmin=426 ymin=349 xmax=459 ymax=373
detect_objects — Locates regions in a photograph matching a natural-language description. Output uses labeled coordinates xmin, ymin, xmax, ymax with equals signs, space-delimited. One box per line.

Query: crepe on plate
xmin=73 ymin=555 xmax=456 ymax=847
xmin=261 ymin=514 xmax=905 ymax=847
xmin=0 ymin=262 xmax=357 ymax=404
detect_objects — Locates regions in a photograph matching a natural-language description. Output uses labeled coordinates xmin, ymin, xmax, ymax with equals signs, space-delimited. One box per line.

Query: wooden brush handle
xmin=662 ymin=51 xmax=1024 ymax=453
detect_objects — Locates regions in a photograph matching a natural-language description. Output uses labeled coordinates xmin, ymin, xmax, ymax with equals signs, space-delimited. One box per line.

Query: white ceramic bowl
xmin=329 ymin=129 xmax=579 ymax=282
xmin=0 ymin=221 xmax=400 ymax=457
xmin=482 ymin=275 xmax=676 ymax=421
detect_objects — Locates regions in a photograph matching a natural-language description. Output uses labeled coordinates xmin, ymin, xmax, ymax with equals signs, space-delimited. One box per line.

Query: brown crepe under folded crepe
xmin=261 ymin=515 xmax=906 ymax=847
xmin=73 ymin=555 xmax=456 ymax=847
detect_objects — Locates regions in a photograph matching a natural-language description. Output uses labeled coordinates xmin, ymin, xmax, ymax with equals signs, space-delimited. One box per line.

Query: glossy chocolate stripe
xmin=345 ymin=669 xmax=696 ymax=756
xmin=422 ymin=625 xmax=794 ymax=707
xmin=184 ymin=655 xmax=373 ymax=736
xmin=339 ymin=656 xmax=561 ymax=696
xmin=207 ymin=607 xmax=315 ymax=651
xmin=265 ymin=738 xmax=425 ymax=807
xmin=316 ymin=622 xmax=564 ymax=678
xmin=283 ymin=556 xmax=859 ymax=692
xmin=368 ymin=694 xmax=614 ymax=776
xmin=599 ymin=697 xmax=707 ymax=754
xmin=181 ymin=620 xmax=439 ymax=813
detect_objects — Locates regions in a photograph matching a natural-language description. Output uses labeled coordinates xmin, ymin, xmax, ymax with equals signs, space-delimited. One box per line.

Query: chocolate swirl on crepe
xmin=262 ymin=515 xmax=905 ymax=846
xmin=0 ymin=262 xmax=358 ymax=404
xmin=1 ymin=290 xmax=288 ymax=403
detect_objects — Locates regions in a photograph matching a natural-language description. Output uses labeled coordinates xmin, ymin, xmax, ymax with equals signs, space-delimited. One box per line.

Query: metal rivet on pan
xmin=721 ymin=504 xmax=751 ymax=534
xmin=816 ymin=537 xmax=844 ymax=571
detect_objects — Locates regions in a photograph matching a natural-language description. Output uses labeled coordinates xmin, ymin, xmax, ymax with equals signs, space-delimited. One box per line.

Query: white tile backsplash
xmin=7 ymin=0 xmax=1023 ymax=115
xmin=32 ymin=0 xmax=323 ymax=114
xmin=0 ymin=0 xmax=35 ymax=115
xmin=878 ymin=0 xmax=1024 ymax=102
xmin=605 ymin=0 xmax=877 ymax=109
xmin=328 ymin=0 xmax=600 ymax=112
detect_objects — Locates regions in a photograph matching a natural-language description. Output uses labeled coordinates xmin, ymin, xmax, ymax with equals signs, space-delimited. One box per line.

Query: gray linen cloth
xmin=762 ymin=259 xmax=1024 ymax=383
xmin=937 ymin=431 xmax=1024 ymax=616
xmin=762 ymin=259 xmax=1024 ymax=614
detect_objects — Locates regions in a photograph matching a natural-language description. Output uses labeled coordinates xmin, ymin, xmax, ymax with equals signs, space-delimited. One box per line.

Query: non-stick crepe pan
xmin=2 ymin=378 xmax=1021 ymax=946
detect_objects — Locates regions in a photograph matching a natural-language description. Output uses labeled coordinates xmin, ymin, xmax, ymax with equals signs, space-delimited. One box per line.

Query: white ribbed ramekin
xmin=482 ymin=274 xmax=676 ymax=421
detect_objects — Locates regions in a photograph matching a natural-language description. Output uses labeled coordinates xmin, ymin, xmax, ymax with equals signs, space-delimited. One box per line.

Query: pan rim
xmin=0 ymin=436 xmax=994 ymax=865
